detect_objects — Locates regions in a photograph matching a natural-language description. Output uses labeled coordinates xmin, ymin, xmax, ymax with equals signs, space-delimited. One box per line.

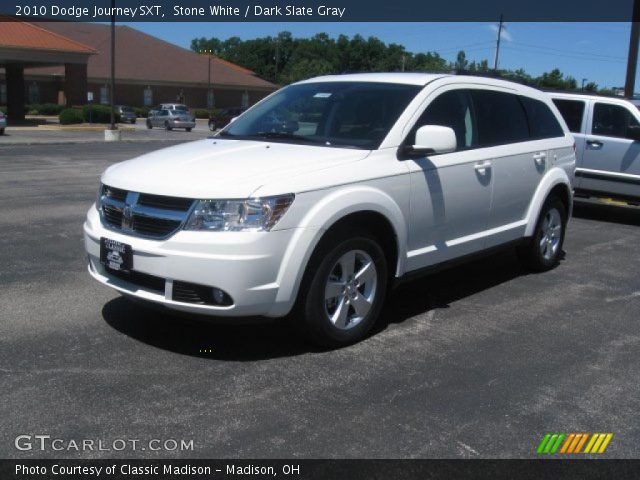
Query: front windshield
xmin=221 ymin=81 xmax=421 ymax=149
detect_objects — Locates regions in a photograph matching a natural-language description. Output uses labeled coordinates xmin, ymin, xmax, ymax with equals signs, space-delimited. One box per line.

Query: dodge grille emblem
xmin=121 ymin=205 xmax=133 ymax=229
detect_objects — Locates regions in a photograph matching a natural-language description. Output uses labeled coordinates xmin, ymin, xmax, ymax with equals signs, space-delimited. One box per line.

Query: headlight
xmin=184 ymin=194 xmax=294 ymax=232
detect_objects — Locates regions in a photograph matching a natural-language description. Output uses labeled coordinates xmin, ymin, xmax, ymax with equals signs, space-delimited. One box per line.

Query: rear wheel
xmin=518 ymin=195 xmax=567 ymax=272
xmin=165 ymin=122 xmax=172 ymax=131
xmin=186 ymin=127 xmax=192 ymax=132
xmin=293 ymin=235 xmax=388 ymax=347
xmin=146 ymin=120 xmax=152 ymax=129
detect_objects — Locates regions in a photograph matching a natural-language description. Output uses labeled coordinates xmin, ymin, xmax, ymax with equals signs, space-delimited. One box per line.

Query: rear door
xmin=470 ymin=89 xmax=543 ymax=247
xmin=580 ymin=101 xmax=640 ymax=198
xmin=552 ymin=98 xmax=587 ymax=188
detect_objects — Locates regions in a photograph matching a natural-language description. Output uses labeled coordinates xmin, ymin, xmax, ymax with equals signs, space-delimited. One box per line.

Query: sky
xmin=128 ymin=22 xmax=633 ymax=89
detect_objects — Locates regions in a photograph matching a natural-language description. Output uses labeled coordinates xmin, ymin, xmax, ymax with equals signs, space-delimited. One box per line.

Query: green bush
xmin=193 ymin=109 xmax=210 ymax=119
xmin=82 ymin=104 xmax=120 ymax=123
xmin=26 ymin=103 xmax=64 ymax=115
xmin=134 ymin=107 xmax=150 ymax=118
xmin=59 ymin=108 xmax=84 ymax=125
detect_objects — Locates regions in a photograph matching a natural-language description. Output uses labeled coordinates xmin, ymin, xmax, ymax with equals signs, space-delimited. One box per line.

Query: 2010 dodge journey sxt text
xmin=84 ymin=73 xmax=576 ymax=346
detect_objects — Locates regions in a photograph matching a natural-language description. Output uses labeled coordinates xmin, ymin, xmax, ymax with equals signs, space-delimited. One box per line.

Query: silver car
xmin=146 ymin=108 xmax=195 ymax=131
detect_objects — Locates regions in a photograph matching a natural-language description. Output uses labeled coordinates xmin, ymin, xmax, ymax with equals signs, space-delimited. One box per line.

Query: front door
xmin=580 ymin=101 xmax=640 ymax=198
xmin=405 ymin=88 xmax=493 ymax=271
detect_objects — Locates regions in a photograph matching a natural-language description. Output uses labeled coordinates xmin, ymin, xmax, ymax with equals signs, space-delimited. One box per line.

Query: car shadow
xmin=103 ymin=248 xmax=533 ymax=361
xmin=375 ymin=248 xmax=529 ymax=331
xmin=573 ymin=202 xmax=640 ymax=227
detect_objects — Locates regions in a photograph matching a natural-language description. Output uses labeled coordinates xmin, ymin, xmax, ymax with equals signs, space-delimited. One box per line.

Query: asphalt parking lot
xmin=1 ymin=140 xmax=639 ymax=459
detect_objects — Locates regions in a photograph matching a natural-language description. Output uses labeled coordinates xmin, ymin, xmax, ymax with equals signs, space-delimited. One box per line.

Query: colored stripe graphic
xmin=537 ymin=433 xmax=612 ymax=454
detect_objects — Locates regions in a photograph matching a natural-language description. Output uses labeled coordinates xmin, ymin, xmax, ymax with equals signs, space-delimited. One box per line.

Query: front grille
xmin=105 ymin=267 xmax=165 ymax=293
xmin=138 ymin=193 xmax=193 ymax=211
xmin=98 ymin=185 xmax=194 ymax=239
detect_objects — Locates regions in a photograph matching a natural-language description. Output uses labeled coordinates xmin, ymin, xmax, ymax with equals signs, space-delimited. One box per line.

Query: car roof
xmin=294 ymin=72 xmax=451 ymax=86
xmin=549 ymin=91 xmax=636 ymax=106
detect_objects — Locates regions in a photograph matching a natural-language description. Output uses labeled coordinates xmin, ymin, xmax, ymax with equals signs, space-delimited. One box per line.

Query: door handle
xmin=587 ymin=139 xmax=603 ymax=149
xmin=533 ymin=152 xmax=546 ymax=166
xmin=474 ymin=161 xmax=492 ymax=174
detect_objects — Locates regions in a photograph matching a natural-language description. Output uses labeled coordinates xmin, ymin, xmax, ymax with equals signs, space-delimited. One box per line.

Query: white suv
xmin=84 ymin=73 xmax=576 ymax=346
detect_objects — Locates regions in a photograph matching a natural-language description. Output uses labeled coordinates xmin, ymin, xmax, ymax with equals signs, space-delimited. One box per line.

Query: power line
xmin=510 ymin=41 xmax=626 ymax=61
xmin=501 ymin=45 xmax=626 ymax=63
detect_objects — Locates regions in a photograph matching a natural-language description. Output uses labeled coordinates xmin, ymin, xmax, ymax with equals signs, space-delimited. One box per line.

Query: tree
xmin=455 ymin=50 xmax=468 ymax=71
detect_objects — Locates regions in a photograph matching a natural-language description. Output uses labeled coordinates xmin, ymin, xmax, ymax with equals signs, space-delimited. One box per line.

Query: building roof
xmin=25 ymin=22 xmax=275 ymax=90
xmin=0 ymin=19 xmax=95 ymax=54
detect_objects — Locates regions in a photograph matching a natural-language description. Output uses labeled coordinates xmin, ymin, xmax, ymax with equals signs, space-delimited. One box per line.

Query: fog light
xmin=213 ymin=288 xmax=226 ymax=305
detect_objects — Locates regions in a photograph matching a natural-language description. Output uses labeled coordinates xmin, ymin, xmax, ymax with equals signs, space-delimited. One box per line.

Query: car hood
xmin=101 ymin=138 xmax=371 ymax=198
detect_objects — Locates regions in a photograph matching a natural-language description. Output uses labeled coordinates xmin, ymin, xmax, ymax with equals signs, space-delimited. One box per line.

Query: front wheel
xmin=146 ymin=121 xmax=152 ymax=129
xmin=518 ymin=195 xmax=567 ymax=272
xmin=165 ymin=122 xmax=172 ymax=131
xmin=293 ymin=235 xmax=388 ymax=347
xmin=186 ymin=127 xmax=192 ymax=132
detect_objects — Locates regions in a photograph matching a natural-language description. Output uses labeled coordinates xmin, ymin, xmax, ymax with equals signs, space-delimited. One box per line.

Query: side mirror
xmin=407 ymin=125 xmax=457 ymax=156
xmin=627 ymin=125 xmax=640 ymax=141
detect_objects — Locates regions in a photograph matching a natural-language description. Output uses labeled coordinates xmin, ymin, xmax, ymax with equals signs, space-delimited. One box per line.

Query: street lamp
xmin=198 ymin=49 xmax=214 ymax=118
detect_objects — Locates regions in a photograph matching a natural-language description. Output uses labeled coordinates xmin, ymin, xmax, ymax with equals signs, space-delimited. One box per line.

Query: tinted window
xmin=592 ymin=102 xmax=640 ymax=138
xmin=411 ymin=89 xmax=477 ymax=150
xmin=552 ymin=99 xmax=585 ymax=133
xmin=521 ymin=97 xmax=564 ymax=139
xmin=471 ymin=90 xmax=529 ymax=146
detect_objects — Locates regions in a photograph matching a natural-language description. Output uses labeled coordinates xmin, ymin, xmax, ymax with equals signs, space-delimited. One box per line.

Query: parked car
xmin=0 ymin=111 xmax=6 ymax=135
xmin=551 ymin=92 xmax=640 ymax=205
xmin=158 ymin=103 xmax=189 ymax=112
xmin=208 ymin=107 xmax=245 ymax=131
xmin=115 ymin=105 xmax=136 ymax=124
xmin=85 ymin=73 xmax=575 ymax=346
xmin=146 ymin=108 xmax=195 ymax=131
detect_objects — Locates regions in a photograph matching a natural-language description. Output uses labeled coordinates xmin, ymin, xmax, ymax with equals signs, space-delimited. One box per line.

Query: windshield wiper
xmin=252 ymin=131 xmax=326 ymax=144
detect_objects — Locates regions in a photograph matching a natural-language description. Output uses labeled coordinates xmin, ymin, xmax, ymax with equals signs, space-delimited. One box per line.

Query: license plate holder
xmin=100 ymin=237 xmax=133 ymax=272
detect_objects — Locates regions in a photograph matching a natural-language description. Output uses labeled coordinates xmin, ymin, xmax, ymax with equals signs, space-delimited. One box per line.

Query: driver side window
xmin=410 ymin=89 xmax=477 ymax=151
xmin=592 ymin=103 xmax=639 ymax=139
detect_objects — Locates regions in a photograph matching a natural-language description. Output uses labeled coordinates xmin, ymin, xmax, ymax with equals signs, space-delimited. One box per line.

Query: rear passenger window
xmin=471 ymin=90 xmax=529 ymax=146
xmin=552 ymin=99 xmax=585 ymax=133
xmin=520 ymin=97 xmax=564 ymax=139
xmin=592 ymin=102 xmax=640 ymax=138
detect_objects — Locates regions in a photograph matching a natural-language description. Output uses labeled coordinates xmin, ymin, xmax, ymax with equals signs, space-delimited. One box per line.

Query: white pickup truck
xmin=551 ymin=92 xmax=640 ymax=205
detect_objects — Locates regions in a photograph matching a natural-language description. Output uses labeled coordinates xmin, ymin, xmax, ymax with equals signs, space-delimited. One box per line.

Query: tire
xmin=209 ymin=121 xmax=216 ymax=132
xmin=293 ymin=234 xmax=389 ymax=347
xmin=186 ymin=127 xmax=192 ymax=132
xmin=165 ymin=122 xmax=172 ymax=131
xmin=146 ymin=121 xmax=152 ymax=129
xmin=518 ymin=195 xmax=567 ymax=272
xmin=0 ymin=128 xmax=4 ymax=135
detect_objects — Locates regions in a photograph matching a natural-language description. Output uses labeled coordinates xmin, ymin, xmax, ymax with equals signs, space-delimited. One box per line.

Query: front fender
xmin=266 ymin=186 xmax=408 ymax=317
xmin=524 ymin=167 xmax=573 ymax=237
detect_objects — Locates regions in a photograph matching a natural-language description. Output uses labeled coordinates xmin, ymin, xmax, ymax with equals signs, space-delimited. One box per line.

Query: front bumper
xmin=84 ymin=205 xmax=303 ymax=317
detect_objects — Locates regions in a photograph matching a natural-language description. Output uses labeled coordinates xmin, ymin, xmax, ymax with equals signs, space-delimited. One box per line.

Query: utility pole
xmin=582 ymin=78 xmax=588 ymax=91
xmin=109 ymin=0 xmax=116 ymax=130
xmin=401 ymin=55 xmax=406 ymax=72
xmin=274 ymin=39 xmax=279 ymax=84
xmin=625 ymin=0 xmax=640 ymax=98
xmin=493 ymin=14 xmax=504 ymax=71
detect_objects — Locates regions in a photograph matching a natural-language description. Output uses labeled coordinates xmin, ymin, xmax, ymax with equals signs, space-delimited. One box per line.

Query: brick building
xmin=0 ymin=20 xmax=276 ymax=117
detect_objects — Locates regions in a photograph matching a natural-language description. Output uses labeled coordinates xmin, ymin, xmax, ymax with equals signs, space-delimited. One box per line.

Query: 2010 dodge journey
xmin=84 ymin=73 xmax=576 ymax=346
